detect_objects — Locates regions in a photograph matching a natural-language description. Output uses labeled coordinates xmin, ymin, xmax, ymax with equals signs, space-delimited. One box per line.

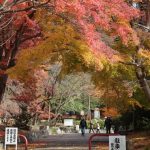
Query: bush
xmin=13 ymin=105 xmax=31 ymax=130
xmin=86 ymin=119 xmax=104 ymax=129
xmin=75 ymin=120 xmax=80 ymax=126
xmin=136 ymin=117 xmax=150 ymax=130
xmin=50 ymin=127 xmax=57 ymax=134
xmin=113 ymin=107 xmax=150 ymax=131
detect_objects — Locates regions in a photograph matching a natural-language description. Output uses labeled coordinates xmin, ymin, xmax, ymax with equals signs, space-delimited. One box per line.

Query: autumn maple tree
xmin=0 ymin=0 xmax=45 ymax=101
xmin=0 ymin=0 xmax=140 ymax=102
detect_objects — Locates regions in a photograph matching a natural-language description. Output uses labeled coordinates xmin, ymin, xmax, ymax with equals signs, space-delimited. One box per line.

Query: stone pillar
xmin=94 ymin=108 xmax=100 ymax=119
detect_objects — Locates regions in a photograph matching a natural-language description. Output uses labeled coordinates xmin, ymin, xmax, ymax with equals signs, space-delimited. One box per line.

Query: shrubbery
xmin=75 ymin=118 xmax=105 ymax=129
xmin=113 ymin=106 xmax=150 ymax=131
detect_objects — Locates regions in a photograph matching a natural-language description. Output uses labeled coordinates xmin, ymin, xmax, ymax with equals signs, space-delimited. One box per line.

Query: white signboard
xmin=109 ymin=135 xmax=126 ymax=150
xmin=5 ymin=127 xmax=18 ymax=150
xmin=64 ymin=119 xmax=74 ymax=126
xmin=94 ymin=110 xmax=100 ymax=119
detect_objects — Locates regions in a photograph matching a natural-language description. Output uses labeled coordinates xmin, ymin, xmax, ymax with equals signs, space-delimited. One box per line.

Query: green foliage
xmin=133 ymin=87 xmax=150 ymax=108
xmin=91 ymin=119 xmax=105 ymax=129
xmin=115 ymin=106 xmax=150 ymax=131
xmin=92 ymin=63 xmax=136 ymax=89
xmin=143 ymin=38 xmax=150 ymax=49
xmin=137 ymin=117 xmax=150 ymax=130
xmin=50 ymin=127 xmax=58 ymax=135
xmin=62 ymin=99 xmax=84 ymax=113
xmin=91 ymin=63 xmax=137 ymax=113
xmin=75 ymin=119 xmax=104 ymax=129
xmin=112 ymin=38 xmax=137 ymax=55
xmin=62 ymin=96 xmax=100 ymax=113
xmin=91 ymin=33 xmax=149 ymax=110
xmin=111 ymin=30 xmax=150 ymax=108
xmin=75 ymin=120 xmax=80 ymax=126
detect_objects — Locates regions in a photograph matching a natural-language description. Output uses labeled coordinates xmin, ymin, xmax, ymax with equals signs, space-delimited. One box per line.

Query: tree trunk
xmin=0 ymin=72 xmax=8 ymax=101
xmin=136 ymin=67 xmax=150 ymax=101
xmin=145 ymin=0 xmax=150 ymax=28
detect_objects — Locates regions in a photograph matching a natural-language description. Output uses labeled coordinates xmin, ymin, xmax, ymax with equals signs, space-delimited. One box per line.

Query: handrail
xmin=0 ymin=132 xmax=28 ymax=150
xmin=88 ymin=133 xmax=119 ymax=150
xmin=18 ymin=134 xmax=28 ymax=150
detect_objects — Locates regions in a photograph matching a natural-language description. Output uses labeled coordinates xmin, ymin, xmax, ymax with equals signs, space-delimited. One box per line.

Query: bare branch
xmin=0 ymin=0 xmax=51 ymax=15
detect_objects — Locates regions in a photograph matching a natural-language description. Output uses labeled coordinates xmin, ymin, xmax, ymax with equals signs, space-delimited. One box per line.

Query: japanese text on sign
xmin=5 ymin=127 xmax=18 ymax=145
xmin=109 ymin=136 xmax=126 ymax=150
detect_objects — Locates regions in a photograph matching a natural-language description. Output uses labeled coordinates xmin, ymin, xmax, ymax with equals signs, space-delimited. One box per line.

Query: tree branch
xmin=0 ymin=0 xmax=51 ymax=14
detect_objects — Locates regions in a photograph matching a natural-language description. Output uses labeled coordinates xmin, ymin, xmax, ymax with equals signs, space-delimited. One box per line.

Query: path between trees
xmin=33 ymin=133 xmax=109 ymax=150
xmin=30 ymin=131 xmax=150 ymax=150
xmin=6 ymin=131 xmax=150 ymax=150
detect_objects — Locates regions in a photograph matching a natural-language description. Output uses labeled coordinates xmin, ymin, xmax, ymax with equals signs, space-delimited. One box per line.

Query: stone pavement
xmin=5 ymin=132 xmax=108 ymax=150
xmin=33 ymin=131 xmax=109 ymax=150
xmin=34 ymin=146 xmax=90 ymax=150
xmin=2 ymin=129 xmax=110 ymax=150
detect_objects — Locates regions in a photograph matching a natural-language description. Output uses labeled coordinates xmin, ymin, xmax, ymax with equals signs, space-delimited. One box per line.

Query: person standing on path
xmin=96 ymin=122 xmax=100 ymax=133
xmin=104 ymin=116 xmax=112 ymax=134
xmin=89 ymin=121 xmax=95 ymax=133
xmin=79 ymin=117 xmax=87 ymax=136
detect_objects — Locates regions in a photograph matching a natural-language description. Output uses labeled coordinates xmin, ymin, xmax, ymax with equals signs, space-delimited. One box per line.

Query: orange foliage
xmin=101 ymin=107 xmax=120 ymax=118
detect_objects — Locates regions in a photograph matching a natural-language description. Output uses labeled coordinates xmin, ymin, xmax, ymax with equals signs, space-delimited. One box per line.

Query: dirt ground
xmin=127 ymin=131 xmax=150 ymax=150
xmin=95 ymin=131 xmax=150 ymax=150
